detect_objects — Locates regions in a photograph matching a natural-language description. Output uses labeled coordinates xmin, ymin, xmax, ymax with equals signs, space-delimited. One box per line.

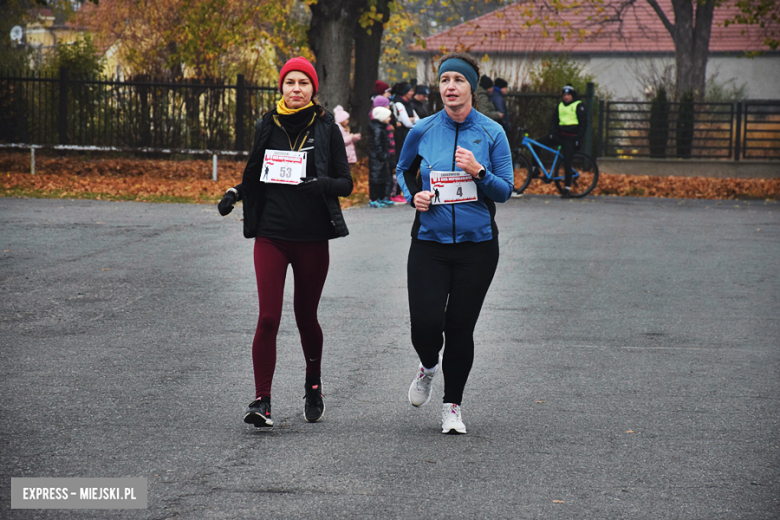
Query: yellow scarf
xmin=276 ymin=98 xmax=314 ymax=115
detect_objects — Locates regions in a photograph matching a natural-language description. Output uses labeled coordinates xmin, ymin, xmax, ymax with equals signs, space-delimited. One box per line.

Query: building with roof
xmin=408 ymin=0 xmax=779 ymax=100
xmin=22 ymin=8 xmax=85 ymax=58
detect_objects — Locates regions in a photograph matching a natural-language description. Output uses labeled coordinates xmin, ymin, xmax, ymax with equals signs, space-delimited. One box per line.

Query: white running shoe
xmin=408 ymin=364 xmax=437 ymax=407
xmin=442 ymin=403 xmax=466 ymax=434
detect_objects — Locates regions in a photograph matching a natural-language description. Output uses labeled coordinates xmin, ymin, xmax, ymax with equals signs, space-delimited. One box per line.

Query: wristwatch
xmin=476 ymin=167 xmax=486 ymax=180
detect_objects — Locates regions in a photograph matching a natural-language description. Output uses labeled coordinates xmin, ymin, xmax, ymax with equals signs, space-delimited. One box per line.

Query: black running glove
xmin=218 ymin=190 xmax=237 ymax=216
xmin=297 ymin=177 xmax=331 ymax=195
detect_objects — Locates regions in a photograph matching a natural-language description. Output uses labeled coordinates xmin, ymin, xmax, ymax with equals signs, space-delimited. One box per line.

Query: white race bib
xmin=260 ymin=150 xmax=307 ymax=185
xmin=429 ymin=171 xmax=478 ymax=205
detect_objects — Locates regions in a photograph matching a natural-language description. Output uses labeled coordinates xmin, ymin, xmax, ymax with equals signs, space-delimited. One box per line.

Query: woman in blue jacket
xmin=396 ymin=52 xmax=514 ymax=434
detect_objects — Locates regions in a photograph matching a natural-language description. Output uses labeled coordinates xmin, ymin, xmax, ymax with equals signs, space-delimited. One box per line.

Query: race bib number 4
xmin=430 ymin=171 xmax=478 ymax=204
xmin=260 ymin=150 xmax=307 ymax=185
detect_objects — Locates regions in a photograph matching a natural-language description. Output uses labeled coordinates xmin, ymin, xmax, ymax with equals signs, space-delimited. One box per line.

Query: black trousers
xmin=407 ymin=237 xmax=499 ymax=405
xmin=369 ymin=182 xmax=386 ymax=201
xmin=537 ymin=135 xmax=578 ymax=187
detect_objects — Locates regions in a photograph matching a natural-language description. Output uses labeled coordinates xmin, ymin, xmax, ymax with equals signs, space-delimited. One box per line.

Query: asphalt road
xmin=1 ymin=194 xmax=778 ymax=519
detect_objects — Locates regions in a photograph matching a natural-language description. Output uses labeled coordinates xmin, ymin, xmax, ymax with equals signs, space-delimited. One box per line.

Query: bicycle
xmin=512 ymin=131 xmax=599 ymax=198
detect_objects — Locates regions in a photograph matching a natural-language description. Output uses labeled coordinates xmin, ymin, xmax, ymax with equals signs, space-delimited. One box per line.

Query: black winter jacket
xmin=368 ymin=119 xmax=390 ymax=184
xmin=232 ymin=108 xmax=353 ymax=239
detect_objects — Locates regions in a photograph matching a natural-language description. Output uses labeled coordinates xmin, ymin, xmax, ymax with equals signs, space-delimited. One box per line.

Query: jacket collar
xmin=441 ymin=106 xmax=478 ymax=130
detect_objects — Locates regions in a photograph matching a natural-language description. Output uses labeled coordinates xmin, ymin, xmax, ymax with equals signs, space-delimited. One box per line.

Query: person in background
xmin=475 ymin=75 xmax=502 ymax=123
xmin=368 ymin=105 xmax=393 ymax=208
xmin=390 ymin=82 xmax=419 ymax=203
xmin=491 ymin=78 xmax=511 ymax=135
xmin=411 ymin=85 xmax=430 ymax=119
xmin=334 ymin=105 xmax=361 ymax=167
xmin=217 ymin=57 xmax=353 ymax=428
xmin=371 ymin=95 xmax=400 ymax=205
xmin=390 ymin=82 xmax=419 ymax=155
xmin=395 ymin=52 xmax=513 ymax=435
xmin=373 ymin=80 xmax=391 ymax=101
xmin=538 ymin=83 xmax=586 ymax=198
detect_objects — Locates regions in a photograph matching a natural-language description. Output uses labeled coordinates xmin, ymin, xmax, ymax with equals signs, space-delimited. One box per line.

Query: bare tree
xmin=643 ymin=0 xmax=715 ymax=100
xmin=352 ymin=0 xmax=391 ymax=135
xmin=307 ymin=0 xmax=362 ymax=109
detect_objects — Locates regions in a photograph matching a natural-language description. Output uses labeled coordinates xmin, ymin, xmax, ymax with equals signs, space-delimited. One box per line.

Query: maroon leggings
xmin=252 ymin=237 xmax=330 ymax=399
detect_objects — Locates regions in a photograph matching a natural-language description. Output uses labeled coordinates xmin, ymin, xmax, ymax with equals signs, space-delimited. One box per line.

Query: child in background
xmin=368 ymin=106 xmax=392 ymax=208
xmin=372 ymin=96 xmax=400 ymax=205
xmin=334 ymin=105 xmax=361 ymax=167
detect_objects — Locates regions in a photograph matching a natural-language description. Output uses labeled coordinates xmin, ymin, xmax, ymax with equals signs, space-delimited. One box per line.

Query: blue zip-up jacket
xmin=396 ymin=108 xmax=514 ymax=243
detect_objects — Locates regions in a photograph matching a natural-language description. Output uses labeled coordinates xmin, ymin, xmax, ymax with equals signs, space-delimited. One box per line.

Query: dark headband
xmin=438 ymin=58 xmax=478 ymax=92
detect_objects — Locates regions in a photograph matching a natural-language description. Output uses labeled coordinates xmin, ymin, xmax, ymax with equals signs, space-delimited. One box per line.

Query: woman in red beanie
xmin=217 ymin=56 xmax=353 ymax=428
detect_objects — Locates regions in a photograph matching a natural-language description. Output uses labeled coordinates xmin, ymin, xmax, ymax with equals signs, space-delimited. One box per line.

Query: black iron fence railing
xmin=598 ymin=100 xmax=780 ymax=161
xmin=1 ymin=70 xmax=777 ymax=161
xmin=0 ymin=68 xmax=279 ymax=153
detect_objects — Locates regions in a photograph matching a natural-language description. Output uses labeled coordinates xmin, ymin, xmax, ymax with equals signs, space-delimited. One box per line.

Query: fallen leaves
xmin=1 ymin=152 xmax=777 ymax=205
xmin=0 ymin=152 xmax=370 ymax=208
xmin=515 ymin=167 xmax=779 ymax=200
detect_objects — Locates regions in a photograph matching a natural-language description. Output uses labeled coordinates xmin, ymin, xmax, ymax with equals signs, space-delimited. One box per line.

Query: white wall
xmin=415 ymin=53 xmax=780 ymax=100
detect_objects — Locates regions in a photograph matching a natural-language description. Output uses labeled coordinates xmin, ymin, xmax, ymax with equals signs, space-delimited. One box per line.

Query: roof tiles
xmin=410 ymin=0 xmax=776 ymax=55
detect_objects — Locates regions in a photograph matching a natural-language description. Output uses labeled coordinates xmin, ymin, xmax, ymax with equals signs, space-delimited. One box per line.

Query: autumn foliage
xmin=0 ymin=152 xmax=368 ymax=207
xmin=0 ymin=152 xmax=777 ymax=205
xmin=76 ymin=0 xmax=309 ymax=82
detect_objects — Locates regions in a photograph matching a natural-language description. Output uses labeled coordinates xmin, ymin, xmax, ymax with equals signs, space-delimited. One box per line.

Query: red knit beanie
xmin=279 ymin=57 xmax=319 ymax=94
xmin=374 ymin=80 xmax=390 ymax=95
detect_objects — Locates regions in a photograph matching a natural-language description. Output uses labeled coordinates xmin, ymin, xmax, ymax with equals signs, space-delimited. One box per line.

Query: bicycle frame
xmin=520 ymin=135 xmax=567 ymax=181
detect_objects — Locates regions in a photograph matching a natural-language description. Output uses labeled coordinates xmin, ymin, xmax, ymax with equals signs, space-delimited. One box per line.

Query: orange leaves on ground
xmin=1 ymin=152 xmax=778 ymax=204
xmin=516 ymin=166 xmax=779 ymax=200
xmin=1 ymin=153 xmax=244 ymax=202
xmin=594 ymin=172 xmax=780 ymax=200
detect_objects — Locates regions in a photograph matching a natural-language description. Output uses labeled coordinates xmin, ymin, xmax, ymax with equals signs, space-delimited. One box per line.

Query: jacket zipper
xmin=450 ymin=122 xmax=459 ymax=243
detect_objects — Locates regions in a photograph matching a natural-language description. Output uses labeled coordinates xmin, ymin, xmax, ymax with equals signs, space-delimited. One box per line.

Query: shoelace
xmin=304 ymin=386 xmax=323 ymax=402
xmin=416 ymin=369 xmax=433 ymax=390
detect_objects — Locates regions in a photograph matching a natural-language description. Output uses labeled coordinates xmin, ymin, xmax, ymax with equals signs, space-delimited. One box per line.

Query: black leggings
xmin=407 ymin=238 xmax=499 ymax=405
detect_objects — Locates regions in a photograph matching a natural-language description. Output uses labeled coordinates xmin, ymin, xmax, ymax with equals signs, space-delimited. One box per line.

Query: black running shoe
xmin=244 ymin=397 xmax=273 ymax=427
xmin=303 ymin=382 xmax=325 ymax=423
xmin=561 ymin=189 xmax=574 ymax=199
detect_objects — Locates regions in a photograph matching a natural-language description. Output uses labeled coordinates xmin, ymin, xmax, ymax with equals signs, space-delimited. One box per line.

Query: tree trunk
xmin=647 ymin=0 xmax=715 ymax=100
xmin=307 ymin=0 xmax=361 ymax=110
xmin=352 ymin=0 xmax=390 ymax=137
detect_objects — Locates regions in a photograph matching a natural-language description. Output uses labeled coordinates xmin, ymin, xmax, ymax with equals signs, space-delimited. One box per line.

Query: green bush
xmin=40 ymin=36 xmax=105 ymax=79
xmin=527 ymin=55 xmax=596 ymax=95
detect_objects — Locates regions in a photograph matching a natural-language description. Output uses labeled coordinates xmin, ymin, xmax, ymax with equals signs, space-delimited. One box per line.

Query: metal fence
xmin=0 ymin=69 xmax=280 ymax=153
xmin=599 ymin=99 xmax=780 ymax=160
xmin=2 ymin=69 xmax=778 ymax=162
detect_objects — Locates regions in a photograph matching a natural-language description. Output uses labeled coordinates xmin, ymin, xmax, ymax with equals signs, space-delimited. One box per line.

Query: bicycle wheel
xmin=554 ymin=152 xmax=599 ymax=198
xmin=513 ymin=153 xmax=533 ymax=194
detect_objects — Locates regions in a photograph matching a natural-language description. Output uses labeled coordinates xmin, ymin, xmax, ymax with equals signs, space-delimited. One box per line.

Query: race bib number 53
xmin=260 ymin=150 xmax=307 ymax=185
xmin=430 ymin=171 xmax=478 ymax=204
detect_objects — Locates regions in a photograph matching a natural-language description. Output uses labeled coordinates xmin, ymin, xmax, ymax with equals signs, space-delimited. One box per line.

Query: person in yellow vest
xmin=538 ymin=84 xmax=587 ymax=198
